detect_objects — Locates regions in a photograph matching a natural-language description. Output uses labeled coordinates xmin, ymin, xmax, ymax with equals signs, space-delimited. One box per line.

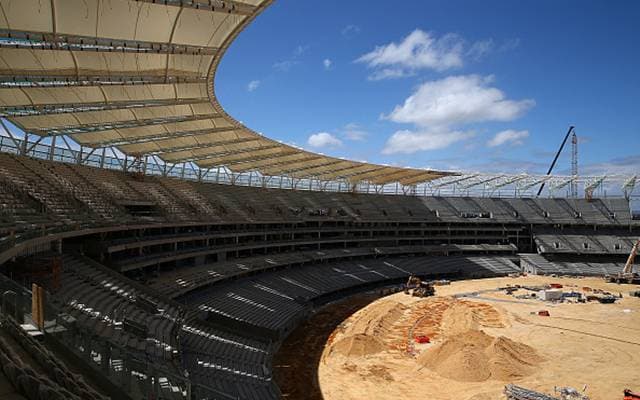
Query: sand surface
xmin=312 ymin=276 xmax=640 ymax=400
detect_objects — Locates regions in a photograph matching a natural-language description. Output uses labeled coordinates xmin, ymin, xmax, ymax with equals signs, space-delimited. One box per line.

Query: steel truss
xmin=0 ymin=128 xmax=636 ymax=198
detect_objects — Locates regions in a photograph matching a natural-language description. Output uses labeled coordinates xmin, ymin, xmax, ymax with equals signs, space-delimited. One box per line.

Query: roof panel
xmin=0 ymin=0 xmax=454 ymax=185
xmin=134 ymin=3 xmax=181 ymax=43
xmin=172 ymin=9 xmax=243 ymax=48
xmin=54 ymin=0 xmax=99 ymax=37
xmin=0 ymin=0 xmax=53 ymax=33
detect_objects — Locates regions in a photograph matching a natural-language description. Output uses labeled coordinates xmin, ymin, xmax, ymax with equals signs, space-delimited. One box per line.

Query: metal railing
xmin=1 ymin=134 xmax=634 ymax=199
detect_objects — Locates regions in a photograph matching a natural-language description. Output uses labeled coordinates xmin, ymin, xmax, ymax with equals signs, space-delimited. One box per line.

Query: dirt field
xmin=276 ymin=276 xmax=640 ymax=400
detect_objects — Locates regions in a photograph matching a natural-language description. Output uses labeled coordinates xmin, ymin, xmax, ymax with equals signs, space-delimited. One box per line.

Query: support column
xmin=49 ymin=136 xmax=57 ymax=160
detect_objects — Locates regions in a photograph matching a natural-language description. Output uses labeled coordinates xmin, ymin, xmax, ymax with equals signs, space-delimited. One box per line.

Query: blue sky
xmin=216 ymin=0 xmax=640 ymax=177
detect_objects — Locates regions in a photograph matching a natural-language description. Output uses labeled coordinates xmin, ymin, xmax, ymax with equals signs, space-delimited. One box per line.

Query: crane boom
xmin=623 ymin=239 xmax=640 ymax=275
xmin=537 ymin=126 xmax=575 ymax=197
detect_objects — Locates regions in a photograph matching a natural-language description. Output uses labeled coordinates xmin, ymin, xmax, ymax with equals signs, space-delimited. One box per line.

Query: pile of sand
xmin=439 ymin=300 xmax=505 ymax=335
xmin=349 ymin=300 xmax=407 ymax=337
xmin=331 ymin=334 xmax=386 ymax=357
xmin=418 ymin=330 xmax=542 ymax=382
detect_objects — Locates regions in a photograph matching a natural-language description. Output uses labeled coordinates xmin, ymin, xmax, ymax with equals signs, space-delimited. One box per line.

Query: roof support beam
xmin=230 ymin=154 xmax=321 ymax=172
xmin=584 ymin=176 xmax=606 ymax=198
xmin=225 ymin=153 xmax=306 ymax=172
xmin=346 ymin=167 xmax=399 ymax=184
xmin=0 ymin=29 xmax=219 ymax=55
xmin=430 ymin=174 xmax=479 ymax=189
xmin=549 ymin=177 xmax=577 ymax=191
xmin=29 ymin=113 xmax=219 ymax=136
xmin=622 ymin=175 xmax=637 ymax=200
xmin=179 ymin=144 xmax=286 ymax=165
xmin=261 ymin=159 xmax=344 ymax=177
xmin=369 ymin=169 xmax=424 ymax=185
xmin=197 ymin=150 xmax=300 ymax=169
xmin=398 ymin=171 xmax=446 ymax=186
xmin=141 ymin=137 xmax=258 ymax=156
xmin=162 ymin=144 xmax=280 ymax=163
xmin=85 ymin=126 xmax=239 ymax=148
xmin=490 ymin=175 xmax=528 ymax=190
xmin=518 ymin=176 xmax=552 ymax=192
xmin=459 ymin=175 xmax=504 ymax=190
xmin=0 ymin=76 xmax=206 ymax=87
xmin=132 ymin=0 xmax=256 ymax=16
xmin=314 ymin=164 xmax=379 ymax=181
xmin=0 ymin=98 xmax=209 ymax=118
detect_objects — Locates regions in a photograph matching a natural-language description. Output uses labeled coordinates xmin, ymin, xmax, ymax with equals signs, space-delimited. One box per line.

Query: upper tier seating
xmin=520 ymin=253 xmax=623 ymax=276
xmin=0 ymin=153 xmax=634 ymax=235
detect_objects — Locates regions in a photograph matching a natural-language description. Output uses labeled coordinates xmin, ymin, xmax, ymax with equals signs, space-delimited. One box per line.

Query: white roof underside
xmin=0 ymin=0 xmax=454 ymax=185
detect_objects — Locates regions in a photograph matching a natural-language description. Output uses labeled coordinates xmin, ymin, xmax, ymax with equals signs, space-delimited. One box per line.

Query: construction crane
xmin=537 ymin=126 xmax=575 ymax=197
xmin=606 ymin=239 xmax=640 ymax=284
xmin=571 ymin=130 xmax=578 ymax=198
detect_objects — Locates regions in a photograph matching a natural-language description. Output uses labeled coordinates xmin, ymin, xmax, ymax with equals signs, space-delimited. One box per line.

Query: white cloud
xmin=467 ymin=39 xmax=494 ymax=60
xmin=307 ymin=132 xmax=343 ymax=149
xmin=499 ymin=38 xmax=521 ymax=52
xmin=356 ymin=29 xmax=464 ymax=78
xmin=356 ymin=30 xmax=521 ymax=80
xmin=383 ymin=130 xmax=475 ymax=154
xmin=273 ymin=60 xmax=297 ymax=72
xmin=343 ymin=123 xmax=367 ymax=141
xmin=487 ymin=129 xmax=529 ymax=147
xmin=341 ymin=24 xmax=361 ymax=38
xmin=381 ymin=75 xmax=534 ymax=154
xmin=273 ymin=45 xmax=309 ymax=72
xmin=246 ymin=80 xmax=260 ymax=92
xmin=323 ymin=58 xmax=333 ymax=70
xmin=367 ymin=68 xmax=416 ymax=81
xmin=385 ymin=75 xmax=535 ymax=128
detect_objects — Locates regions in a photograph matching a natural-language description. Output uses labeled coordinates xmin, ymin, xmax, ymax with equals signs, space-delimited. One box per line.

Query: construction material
xmin=505 ymin=384 xmax=558 ymax=400
xmin=504 ymin=385 xmax=591 ymax=400
xmin=555 ymin=386 xmax=590 ymax=400
xmin=414 ymin=335 xmax=430 ymax=344
xmin=403 ymin=275 xmax=435 ymax=297
xmin=540 ymin=289 xmax=563 ymax=301
xmin=550 ymin=283 xmax=564 ymax=289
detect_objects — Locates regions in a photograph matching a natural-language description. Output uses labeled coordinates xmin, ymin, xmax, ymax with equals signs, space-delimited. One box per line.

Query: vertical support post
xmin=31 ymin=284 xmax=44 ymax=330
xmin=21 ymin=133 xmax=29 ymax=155
xmin=49 ymin=136 xmax=56 ymax=160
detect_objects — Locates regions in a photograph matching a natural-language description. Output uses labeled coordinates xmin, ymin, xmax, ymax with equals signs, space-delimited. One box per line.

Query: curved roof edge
xmin=0 ymin=0 xmax=445 ymax=185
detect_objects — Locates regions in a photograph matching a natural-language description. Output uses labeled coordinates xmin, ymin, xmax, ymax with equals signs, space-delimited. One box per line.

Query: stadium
xmin=0 ymin=1 xmax=638 ymax=400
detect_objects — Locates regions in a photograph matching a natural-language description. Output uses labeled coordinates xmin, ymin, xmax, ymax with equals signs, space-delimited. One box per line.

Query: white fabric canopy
xmin=0 ymin=0 xmax=454 ymax=184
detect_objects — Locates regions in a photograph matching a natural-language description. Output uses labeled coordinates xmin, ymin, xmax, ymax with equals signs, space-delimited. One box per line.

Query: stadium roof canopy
xmin=0 ymin=0 xmax=455 ymax=186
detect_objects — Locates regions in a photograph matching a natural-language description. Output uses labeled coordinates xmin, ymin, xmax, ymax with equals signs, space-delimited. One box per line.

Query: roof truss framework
xmin=261 ymin=159 xmax=348 ymax=177
xmin=314 ymin=164 xmax=382 ymax=181
xmin=0 ymin=0 xmax=452 ymax=186
xmin=230 ymin=153 xmax=318 ymax=171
